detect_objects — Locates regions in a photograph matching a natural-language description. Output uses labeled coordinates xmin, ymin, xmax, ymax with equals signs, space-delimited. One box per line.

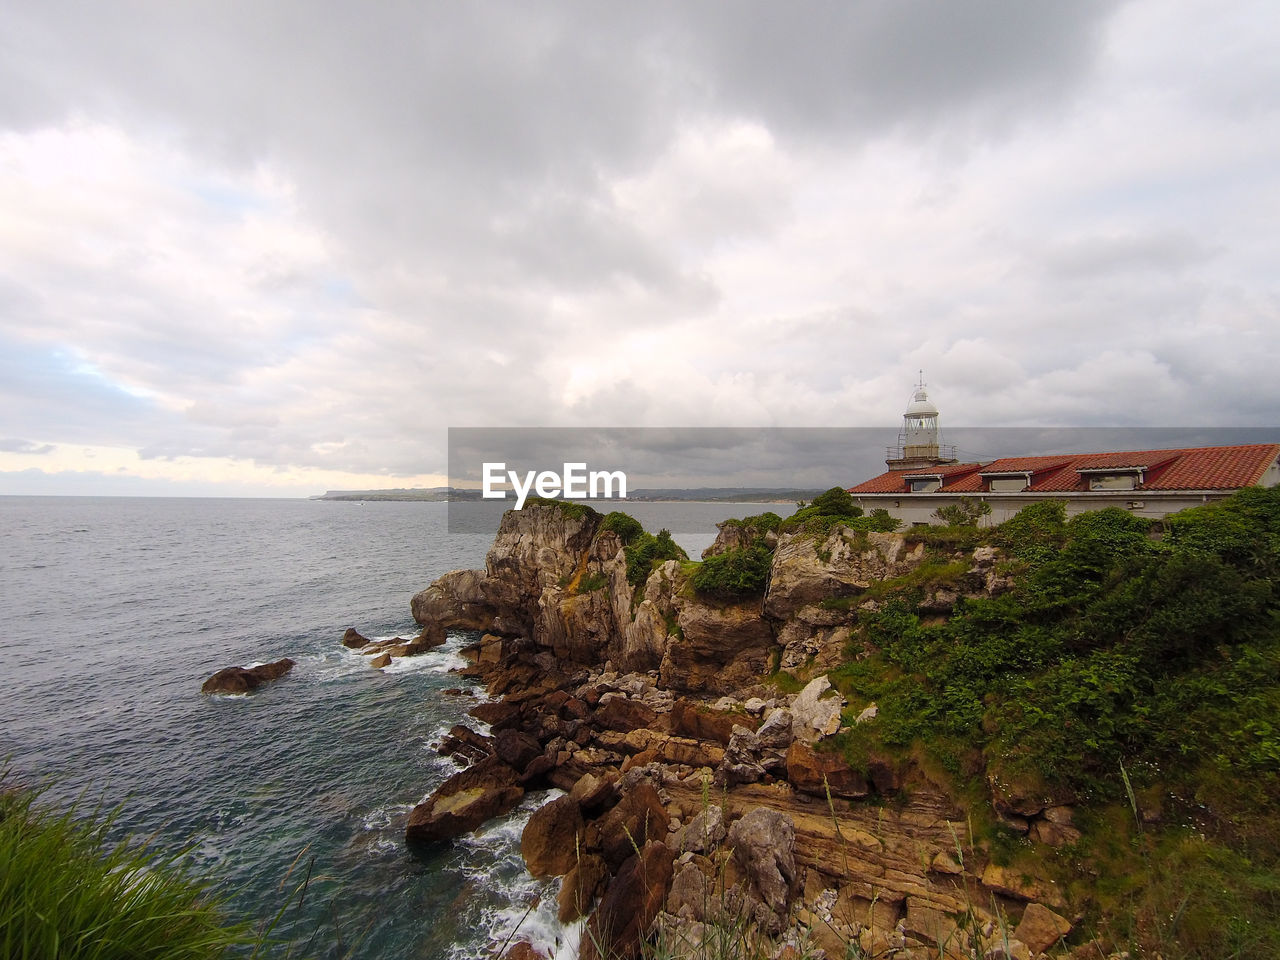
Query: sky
xmin=1 ymin=0 xmax=1277 ymax=497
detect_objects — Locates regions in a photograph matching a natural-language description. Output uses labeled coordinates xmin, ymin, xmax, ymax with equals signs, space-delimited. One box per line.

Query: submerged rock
xmin=201 ymin=657 xmax=295 ymax=694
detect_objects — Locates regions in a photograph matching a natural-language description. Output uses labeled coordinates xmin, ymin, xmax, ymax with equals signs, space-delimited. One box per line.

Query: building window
xmin=1088 ymin=474 xmax=1137 ymax=491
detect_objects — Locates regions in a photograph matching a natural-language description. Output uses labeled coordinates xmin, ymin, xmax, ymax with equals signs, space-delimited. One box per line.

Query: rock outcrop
xmin=401 ymin=505 xmax=1076 ymax=958
xmin=201 ymin=657 xmax=295 ymax=694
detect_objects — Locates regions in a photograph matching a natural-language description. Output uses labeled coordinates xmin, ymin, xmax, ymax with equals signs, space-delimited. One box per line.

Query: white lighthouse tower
xmin=886 ymin=373 xmax=957 ymax=470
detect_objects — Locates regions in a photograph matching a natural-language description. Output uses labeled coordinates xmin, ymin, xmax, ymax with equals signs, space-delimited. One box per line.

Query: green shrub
xmin=599 ymin=511 xmax=644 ymax=545
xmin=624 ymin=528 xmax=688 ymax=587
xmin=0 ymin=783 xmax=262 ymax=959
xmin=576 ymin=571 xmax=609 ymax=594
xmin=932 ymin=497 xmax=992 ymax=527
xmin=690 ymin=545 xmax=773 ymax=599
xmin=782 ymin=487 xmax=864 ymax=533
xmin=522 ymin=497 xmax=600 ymax=522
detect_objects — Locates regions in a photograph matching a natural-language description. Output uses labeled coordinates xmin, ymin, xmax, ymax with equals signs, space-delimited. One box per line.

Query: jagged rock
xmin=593 ymin=697 xmax=658 ymax=733
xmin=201 ymin=658 xmax=295 ymax=694
xmin=579 ymin=841 xmax=674 ymax=960
xmin=570 ymin=772 xmax=620 ymax=814
xmin=763 ymin=530 xmax=925 ymax=622
xmin=558 ymin=851 xmax=610 ymax=923
xmin=744 ymin=697 xmax=768 ymax=716
xmin=495 ymin=729 xmax=543 ymax=773
xmin=666 ymin=862 xmax=714 ymax=920
xmin=790 ymin=676 xmax=844 ymax=742
xmin=702 ymin=520 xmax=760 ymax=558
xmin=588 ymin=780 xmax=670 ymax=868
xmin=856 ymin=703 xmax=878 ymax=724
xmin=341 ymin=628 xmax=370 ymax=648
xmin=1014 ymin=902 xmax=1072 ymax=954
xmin=405 ymin=757 xmax=523 ymax=845
xmin=369 ymin=653 xmax=391 ymax=669
xmin=469 ymin=698 xmax=522 ymax=730
xmin=659 ymin=598 xmax=775 ymax=695
xmin=671 ymin=804 xmax=726 ymax=855
xmin=726 ymin=808 xmax=799 ymax=930
xmin=521 ymin=795 xmax=585 ymax=878
xmin=785 ymin=741 xmax=869 ymax=799
xmin=411 ymin=568 xmax=509 ymax=631
xmin=716 ymin=710 xmax=793 ymax=787
xmin=439 ymin=724 xmax=494 ymax=765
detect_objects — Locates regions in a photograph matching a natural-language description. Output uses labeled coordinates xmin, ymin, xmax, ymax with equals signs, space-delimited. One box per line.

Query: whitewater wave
xmin=445 ymin=790 xmax=583 ymax=960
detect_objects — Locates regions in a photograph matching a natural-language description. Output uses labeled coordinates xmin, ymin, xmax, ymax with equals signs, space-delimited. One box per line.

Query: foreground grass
xmin=0 ymin=781 xmax=262 ymax=960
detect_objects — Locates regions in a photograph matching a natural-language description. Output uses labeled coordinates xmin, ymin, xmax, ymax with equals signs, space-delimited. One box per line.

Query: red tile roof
xmin=848 ymin=444 xmax=1279 ymax=495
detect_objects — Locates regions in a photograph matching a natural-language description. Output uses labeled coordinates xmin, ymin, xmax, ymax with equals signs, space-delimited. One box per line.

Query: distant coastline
xmin=311 ymin=486 xmax=824 ymax=503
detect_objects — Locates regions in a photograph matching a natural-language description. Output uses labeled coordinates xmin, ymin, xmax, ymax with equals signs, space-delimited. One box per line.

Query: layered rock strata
xmin=404 ymin=505 xmax=1077 ymax=960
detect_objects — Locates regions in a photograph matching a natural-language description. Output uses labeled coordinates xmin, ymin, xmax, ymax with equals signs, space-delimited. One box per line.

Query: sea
xmin=0 ymin=496 xmax=790 ymax=960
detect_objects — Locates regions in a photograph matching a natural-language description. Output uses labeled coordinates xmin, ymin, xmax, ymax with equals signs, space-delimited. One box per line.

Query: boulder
xmin=495 ymin=729 xmax=543 ymax=773
xmin=201 ymin=658 xmax=295 ymax=694
xmin=726 ymin=808 xmax=799 ymax=928
xmin=785 ymin=741 xmax=869 ymax=799
xmin=716 ymin=711 xmax=793 ymax=787
xmin=558 ymin=852 xmax=610 ymax=923
xmin=588 ymin=781 xmax=670 ymax=868
xmin=579 ymin=841 xmax=674 ymax=960
xmin=405 ymin=757 xmax=523 ymax=845
xmin=671 ymin=804 xmax=725 ymax=855
xmin=592 ymin=697 xmax=658 ymax=733
xmin=341 ymin=628 xmax=370 ymax=649
xmin=521 ymin=795 xmax=585 ymax=878
xmin=980 ymin=863 xmax=1068 ymax=910
xmin=666 ymin=862 xmax=714 ymax=921
xmin=1014 ymin=902 xmax=1072 ymax=954
xmin=369 ymin=653 xmax=391 ymax=669
xmin=790 ymin=675 xmax=844 ymax=742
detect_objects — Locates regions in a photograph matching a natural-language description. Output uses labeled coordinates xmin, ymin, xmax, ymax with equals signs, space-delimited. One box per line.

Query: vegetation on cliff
xmin=826 ymin=488 xmax=1280 ymax=957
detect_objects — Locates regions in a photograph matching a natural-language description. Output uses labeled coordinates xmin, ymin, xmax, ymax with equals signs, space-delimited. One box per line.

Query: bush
xmin=932 ymin=497 xmax=992 ymax=527
xmin=0 ymin=782 xmax=261 ymax=959
xmin=624 ymin=528 xmax=688 ymax=587
xmin=599 ymin=511 xmax=643 ymax=545
xmin=690 ymin=545 xmax=773 ymax=599
xmin=783 ymin=487 xmax=864 ymax=532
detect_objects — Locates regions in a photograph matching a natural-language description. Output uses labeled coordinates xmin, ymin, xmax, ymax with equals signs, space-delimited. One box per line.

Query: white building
xmin=849 ymin=384 xmax=1280 ymax=525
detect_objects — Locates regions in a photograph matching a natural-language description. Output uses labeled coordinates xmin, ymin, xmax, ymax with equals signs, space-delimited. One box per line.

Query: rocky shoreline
xmin=400 ymin=503 xmax=1094 ymax=960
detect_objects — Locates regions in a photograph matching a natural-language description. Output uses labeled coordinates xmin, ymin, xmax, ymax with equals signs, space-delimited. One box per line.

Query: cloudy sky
xmin=1 ymin=0 xmax=1277 ymax=496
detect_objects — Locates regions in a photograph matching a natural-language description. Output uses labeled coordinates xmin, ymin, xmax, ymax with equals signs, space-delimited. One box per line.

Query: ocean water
xmin=0 ymin=496 xmax=781 ymax=959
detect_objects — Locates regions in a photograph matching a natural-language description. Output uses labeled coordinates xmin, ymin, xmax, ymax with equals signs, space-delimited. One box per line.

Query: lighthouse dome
xmin=905 ymin=387 xmax=938 ymax=417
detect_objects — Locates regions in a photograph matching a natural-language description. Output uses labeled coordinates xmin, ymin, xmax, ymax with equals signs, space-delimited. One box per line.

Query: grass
xmin=0 ymin=780 xmax=266 ymax=960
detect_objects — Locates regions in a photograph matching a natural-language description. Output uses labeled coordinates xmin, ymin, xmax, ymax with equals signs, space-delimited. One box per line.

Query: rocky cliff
xmin=405 ymin=504 xmax=1086 ymax=960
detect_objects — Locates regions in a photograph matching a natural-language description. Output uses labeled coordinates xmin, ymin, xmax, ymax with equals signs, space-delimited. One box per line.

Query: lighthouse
xmin=885 ymin=373 xmax=958 ymax=470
